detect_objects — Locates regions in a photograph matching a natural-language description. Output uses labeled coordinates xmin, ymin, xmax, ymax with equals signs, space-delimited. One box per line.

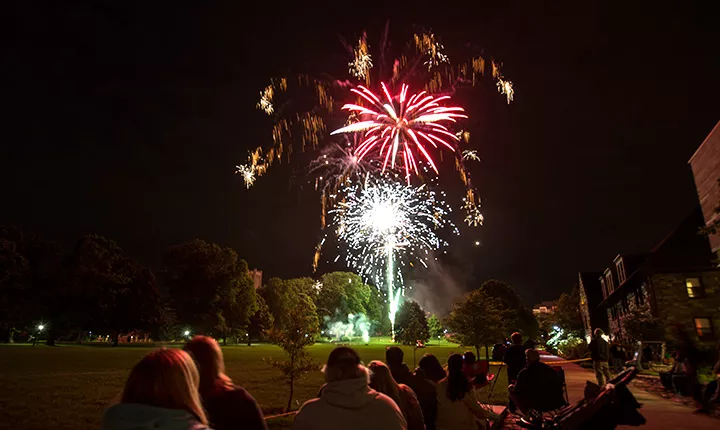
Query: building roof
xmin=598 ymin=207 xmax=714 ymax=307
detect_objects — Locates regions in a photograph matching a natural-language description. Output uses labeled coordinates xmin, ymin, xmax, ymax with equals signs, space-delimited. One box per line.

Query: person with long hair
xmin=184 ymin=336 xmax=266 ymax=430
xmin=101 ymin=349 xmax=211 ymax=430
xmin=368 ymin=361 xmax=425 ymax=430
xmin=435 ymin=354 xmax=499 ymax=430
xmin=293 ymin=347 xmax=406 ymax=430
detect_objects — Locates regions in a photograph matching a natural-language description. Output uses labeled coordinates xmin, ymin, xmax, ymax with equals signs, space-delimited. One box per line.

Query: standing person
xmin=503 ymin=333 xmax=527 ymax=384
xmin=184 ymin=336 xmax=267 ymax=430
xmin=589 ymin=328 xmax=611 ymax=386
xmin=503 ymin=332 xmax=527 ymax=413
xmin=417 ymin=353 xmax=446 ymax=384
xmin=436 ymin=354 xmax=500 ymax=430
xmin=292 ymin=347 xmax=406 ymax=430
xmin=387 ymin=346 xmax=437 ymax=430
xmin=610 ymin=342 xmax=625 ymax=373
xmin=368 ymin=361 xmax=425 ymax=430
xmin=101 ymin=349 xmax=211 ymax=430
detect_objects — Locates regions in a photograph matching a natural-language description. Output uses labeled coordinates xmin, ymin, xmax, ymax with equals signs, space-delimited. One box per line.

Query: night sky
xmin=5 ymin=1 xmax=720 ymax=310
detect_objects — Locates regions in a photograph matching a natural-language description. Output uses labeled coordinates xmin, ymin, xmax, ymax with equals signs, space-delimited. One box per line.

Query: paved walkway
xmin=539 ymin=353 xmax=717 ymax=429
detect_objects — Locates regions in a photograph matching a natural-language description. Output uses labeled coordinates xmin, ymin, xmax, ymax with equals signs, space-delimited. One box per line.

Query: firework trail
xmin=329 ymin=176 xmax=457 ymax=335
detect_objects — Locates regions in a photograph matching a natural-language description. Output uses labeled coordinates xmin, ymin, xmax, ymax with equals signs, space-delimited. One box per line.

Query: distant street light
xmin=37 ymin=324 xmax=44 ymax=331
xmin=183 ymin=330 xmax=190 ymax=336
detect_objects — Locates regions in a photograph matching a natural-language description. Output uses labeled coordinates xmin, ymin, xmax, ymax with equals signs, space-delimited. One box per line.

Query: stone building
xmin=689 ymin=120 xmax=720 ymax=259
xmin=592 ymin=209 xmax=720 ymax=345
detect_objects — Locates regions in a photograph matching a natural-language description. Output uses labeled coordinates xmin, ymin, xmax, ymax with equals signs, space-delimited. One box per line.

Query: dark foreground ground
xmin=0 ymin=342 xmax=508 ymax=430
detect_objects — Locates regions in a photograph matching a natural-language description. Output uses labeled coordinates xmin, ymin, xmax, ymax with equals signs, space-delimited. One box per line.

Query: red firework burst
xmin=330 ymin=83 xmax=467 ymax=181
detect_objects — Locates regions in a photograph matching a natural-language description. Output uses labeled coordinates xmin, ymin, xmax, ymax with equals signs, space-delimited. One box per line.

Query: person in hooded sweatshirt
xmin=101 ymin=348 xmax=211 ymax=430
xmin=368 ymin=361 xmax=425 ymax=430
xmin=292 ymin=346 xmax=407 ymax=430
xmin=184 ymin=336 xmax=266 ymax=430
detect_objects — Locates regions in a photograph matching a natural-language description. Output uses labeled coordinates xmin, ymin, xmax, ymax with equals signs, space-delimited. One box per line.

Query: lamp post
xmin=34 ymin=324 xmax=44 ymax=346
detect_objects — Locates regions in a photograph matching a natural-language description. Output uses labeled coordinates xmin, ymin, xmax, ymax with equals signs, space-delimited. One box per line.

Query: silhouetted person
xmin=416 ymin=353 xmax=446 ymax=384
xmin=387 ymin=346 xmax=437 ymax=430
xmin=589 ymin=328 xmax=610 ymax=386
xmin=508 ymin=349 xmax=565 ymax=416
xmin=184 ymin=336 xmax=266 ymax=430
xmin=503 ymin=332 xmax=527 ymax=384
xmin=436 ymin=354 xmax=500 ymax=430
xmin=102 ymin=349 xmax=210 ymax=430
xmin=610 ymin=342 xmax=625 ymax=372
xmin=369 ymin=361 xmax=425 ymax=430
xmin=293 ymin=347 xmax=406 ymax=430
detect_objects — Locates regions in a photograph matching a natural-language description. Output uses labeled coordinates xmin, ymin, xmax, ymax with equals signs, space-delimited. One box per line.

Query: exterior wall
xmin=689 ymin=120 xmax=720 ymax=254
xmin=605 ymin=283 xmax=649 ymax=341
xmin=651 ymin=271 xmax=720 ymax=345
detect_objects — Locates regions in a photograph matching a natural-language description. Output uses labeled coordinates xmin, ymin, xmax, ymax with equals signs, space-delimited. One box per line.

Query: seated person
xmin=462 ymin=351 xmax=494 ymax=389
xmin=508 ymin=349 xmax=565 ymax=414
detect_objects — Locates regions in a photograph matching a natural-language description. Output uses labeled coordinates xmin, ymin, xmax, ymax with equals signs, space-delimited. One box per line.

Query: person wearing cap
xmin=292 ymin=347 xmax=407 ymax=430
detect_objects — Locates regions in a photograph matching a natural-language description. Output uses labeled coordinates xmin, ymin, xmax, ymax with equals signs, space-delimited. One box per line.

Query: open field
xmin=0 ymin=341 xmax=508 ymax=430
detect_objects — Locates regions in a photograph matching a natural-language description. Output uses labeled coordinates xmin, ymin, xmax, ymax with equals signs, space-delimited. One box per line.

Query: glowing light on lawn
xmin=330 ymin=177 xmax=457 ymax=335
xmin=331 ymin=83 xmax=467 ymax=182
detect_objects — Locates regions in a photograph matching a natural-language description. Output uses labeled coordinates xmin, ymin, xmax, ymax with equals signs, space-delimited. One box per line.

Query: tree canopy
xmin=394 ymin=300 xmax=430 ymax=345
xmin=479 ymin=279 xmax=539 ymax=339
xmin=446 ymin=288 xmax=507 ymax=357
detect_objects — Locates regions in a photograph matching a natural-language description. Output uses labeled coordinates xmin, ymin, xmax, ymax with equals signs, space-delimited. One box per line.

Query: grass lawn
xmin=0 ymin=341 xmax=509 ymax=430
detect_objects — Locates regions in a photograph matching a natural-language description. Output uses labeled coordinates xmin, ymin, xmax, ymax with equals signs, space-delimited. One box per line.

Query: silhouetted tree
xmin=479 ymin=279 xmax=539 ymax=339
xmin=164 ymin=240 xmax=256 ymax=342
xmin=447 ymin=289 xmax=507 ymax=358
xmin=266 ymin=289 xmax=319 ymax=411
xmin=394 ymin=300 xmax=429 ymax=345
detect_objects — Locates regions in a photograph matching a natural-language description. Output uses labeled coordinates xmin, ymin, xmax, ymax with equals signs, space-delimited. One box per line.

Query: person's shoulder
xmin=225 ymin=385 xmax=258 ymax=402
xmin=398 ymin=383 xmax=417 ymax=398
xmin=371 ymin=390 xmax=402 ymax=409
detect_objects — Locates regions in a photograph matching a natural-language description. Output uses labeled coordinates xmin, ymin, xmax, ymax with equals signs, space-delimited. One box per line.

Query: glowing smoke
xmin=324 ymin=313 xmax=371 ymax=343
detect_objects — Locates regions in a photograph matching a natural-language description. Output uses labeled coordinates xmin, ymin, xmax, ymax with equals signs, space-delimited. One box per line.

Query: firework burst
xmin=329 ymin=176 xmax=457 ymax=333
xmin=330 ymin=83 xmax=467 ymax=182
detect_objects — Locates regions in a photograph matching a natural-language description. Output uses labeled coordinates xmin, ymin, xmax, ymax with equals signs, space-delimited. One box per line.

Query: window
xmin=605 ymin=270 xmax=614 ymax=294
xmin=694 ymin=317 xmax=714 ymax=338
xmin=686 ymin=278 xmax=705 ymax=298
xmin=601 ymin=278 xmax=607 ymax=299
xmin=616 ymin=259 xmax=626 ymax=283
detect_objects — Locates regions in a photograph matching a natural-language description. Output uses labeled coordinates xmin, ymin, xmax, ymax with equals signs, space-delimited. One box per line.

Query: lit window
xmin=686 ymin=278 xmax=705 ymax=298
xmin=694 ymin=317 xmax=714 ymax=338
xmin=601 ymin=278 xmax=607 ymax=299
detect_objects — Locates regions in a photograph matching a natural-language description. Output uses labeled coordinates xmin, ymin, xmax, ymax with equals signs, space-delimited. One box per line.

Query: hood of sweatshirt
xmin=321 ymin=377 xmax=379 ymax=410
xmin=101 ymin=403 xmax=206 ymax=430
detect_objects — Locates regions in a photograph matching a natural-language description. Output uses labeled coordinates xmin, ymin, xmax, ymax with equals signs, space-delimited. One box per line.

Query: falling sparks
xmin=235 ymin=164 xmax=256 ymax=188
xmin=462 ymin=149 xmax=480 ymax=162
xmin=330 ymin=177 xmax=457 ymax=334
xmin=349 ymin=36 xmax=373 ymax=82
xmin=497 ymin=78 xmax=514 ymax=104
xmin=415 ymin=33 xmax=449 ymax=70
xmin=331 ymin=83 xmax=467 ymax=182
